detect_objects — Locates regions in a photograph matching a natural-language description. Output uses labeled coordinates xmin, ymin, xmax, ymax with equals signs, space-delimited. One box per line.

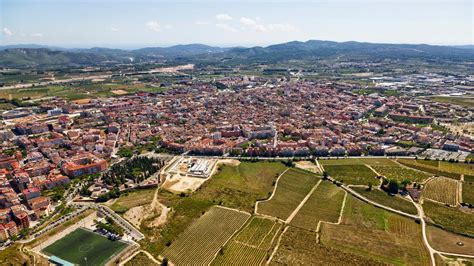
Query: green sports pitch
xmin=42 ymin=228 xmax=129 ymax=266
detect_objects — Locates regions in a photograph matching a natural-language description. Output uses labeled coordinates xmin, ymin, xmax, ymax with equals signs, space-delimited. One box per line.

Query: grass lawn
xmin=320 ymin=195 xmax=430 ymax=265
xmin=42 ymin=228 xmax=128 ymax=266
xmin=257 ymin=168 xmax=320 ymax=220
xmin=426 ymin=226 xmax=474 ymax=256
xmin=324 ymin=164 xmax=377 ymax=185
xmin=422 ymin=200 xmax=474 ymax=237
xmin=110 ymin=188 xmax=155 ymax=214
xmin=371 ymin=165 xmax=431 ymax=183
xmin=162 ymin=206 xmax=250 ymax=265
xmin=290 ymin=181 xmax=346 ymax=231
xmin=352 ymin=187 xmax=418 ymax=215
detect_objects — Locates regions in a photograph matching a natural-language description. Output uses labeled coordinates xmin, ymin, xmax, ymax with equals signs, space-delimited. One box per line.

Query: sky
xmin=1 ymin=0 xmax=473 ymax=48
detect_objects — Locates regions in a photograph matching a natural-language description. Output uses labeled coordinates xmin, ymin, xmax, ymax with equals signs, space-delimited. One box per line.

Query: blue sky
xmin=1 ymin=0 xmax=472 ymax=48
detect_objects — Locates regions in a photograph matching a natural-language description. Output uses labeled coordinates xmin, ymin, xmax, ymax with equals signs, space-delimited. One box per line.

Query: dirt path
xmin=255 ymin=168 xmax=290 ymax=215
xmin=285 ymin=180 xmax=322 ymax=223
xmin=266 ymin=226 xmax=289 ymax=265
xmin=413 ymin=200 xmax=437 ymax=266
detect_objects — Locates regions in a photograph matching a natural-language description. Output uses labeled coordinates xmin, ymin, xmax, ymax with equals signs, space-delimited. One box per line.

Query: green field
xmin=320 ymin=195 xmax=430 ymax=265
xmin=42 ymin=228 xmax=128 ymax=266
xmin=212 ymin=216 xmax=282 ymax=265
xmin=462 ymin=182 xmax=474 ymax=205
xmin=431 ymin=96 xmax=474 ymax=108
xmin=319 ymin=158 xmax=397 ymax=166
xmin=270 ymin=226 xmax=383 ymax=265
xmin=398 ymin=159 xmax=471 ymax=180
xmin=290 ymin=181 xmax=346 ymax=231
xmin=323 ymin=164 xmax=377 ymax=185
xmin=352 ymin=187 xmax=418 ymax=215
xmin=162 ymin=206 xmax=250 ymax=265
xmin=371 ymin=165 xmax=431 ymax=183
xmin=110 ymin=188 xmax=155 ymax=214
xmin=423 ymin=200 xmax=474 ymax=237
xmin=257 ymin=168 xmax=320 ymax=220
xmin=141 ymin=161 xmax=287 ymax=256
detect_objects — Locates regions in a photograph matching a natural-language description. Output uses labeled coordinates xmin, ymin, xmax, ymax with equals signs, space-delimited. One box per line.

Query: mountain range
xmin=1 ymin=40 xmax=473 ymax=68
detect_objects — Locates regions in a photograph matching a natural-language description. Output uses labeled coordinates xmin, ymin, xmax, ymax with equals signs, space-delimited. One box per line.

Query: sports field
xmin=42 ymin=228 xmax=128 ymax=266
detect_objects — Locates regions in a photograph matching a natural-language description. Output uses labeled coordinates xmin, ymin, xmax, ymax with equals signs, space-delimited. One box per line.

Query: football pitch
xmin=42 ymin=228 xmax=128 ymax=266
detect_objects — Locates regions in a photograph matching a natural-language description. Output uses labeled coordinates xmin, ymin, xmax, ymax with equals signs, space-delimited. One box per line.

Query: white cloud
xmin=146 ymin=21 xmax=161 ymax=32
xmin=2 ymin=27 xmax=12 ymax=36
xmin=111 ymin=27 xmax=119 ymax=32
xmin=215 ymin=23 xmax=238 ymax=32
xmin=164 ymin=25 xmax=173 ymax=30
xmin=239 ymin=17 xmax=267 ymax=32
xmin=31 ymin=33 xmax=43 ymax=37
xmin=216 ymin=14 xmax=233 ymax=21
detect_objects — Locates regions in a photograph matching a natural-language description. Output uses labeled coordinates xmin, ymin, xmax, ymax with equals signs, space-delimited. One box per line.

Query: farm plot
xmin=290 ymin=181 xmax=346 ymax=231
xmin=320 ymin=195 xmax=430 ymax=265
xmin=212 ymin=216 xmax=282 ymax=265
xmin=462 ymin=182 xmax=474 ymax=205
xmin=427 ymin=226 xmax=474 ymax=256
xmin=257 ymin=168 xmax=319 ymax=220
xmin=422 ymin=200 xmax=474 ymax=237
xmin=423 ymin=177 xmax=459 ymax=206
xmin=371 ymin=165 xmax=431 ymax=183
xmin=397 ymin=159 xmax=462 ymax=179
xmin=352 ymin=187 xmax=418 ymax=215
xmin=162 ymin=206 xmax=250 ymax=265
xmin=320 ymin=158 xmax=397 ymax=166
xmin=323 ymin=164 xmax=377 ymax=185
xmin=270 ymin=226 xmax=383 ymax=265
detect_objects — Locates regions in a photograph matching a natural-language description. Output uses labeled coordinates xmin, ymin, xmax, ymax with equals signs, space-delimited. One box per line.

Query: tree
xmin=367 ymin=182 xmax=373 ymax=191
xmin=161 ymin=258 xmax=169 ymax=266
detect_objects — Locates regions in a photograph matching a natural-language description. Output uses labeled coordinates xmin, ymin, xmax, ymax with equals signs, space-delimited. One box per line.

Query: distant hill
xmin=1 ymin=40 xmax=473 ymax=68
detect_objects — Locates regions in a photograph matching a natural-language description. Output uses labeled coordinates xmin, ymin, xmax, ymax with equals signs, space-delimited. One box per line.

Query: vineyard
xmin=323 ymin=164 xmax=377 ymax=185
xmin=423 ymin=177 xmax=459 ymax=206
xmin=352 ymin=187 xmax=418 ymax=215
xmin=371 ymin=165 xmax=431 ymax=183
xmin=162 ymin=206 xmax=250 ymax=265
xmin=397 ymin=159 xmax=462 ymax=179
xmin=270 ymin=226 xmax=381 ymax=265
xmin=462 ymin=182 xmax=474 ymax=205
xmin=212 ymin=216 xmax=282 ymax=265
xmin=320 ymin=196 xmax=430 ymax=265
xmin=290 ymin=181 xmax=346 ymax=231
xmin=320 ymin=158 xmax=397 ymax=166
xmin=257 ymin=168 xmax=319 ymax=220
xmin=423 ymin=201 xmax=474 ymax=237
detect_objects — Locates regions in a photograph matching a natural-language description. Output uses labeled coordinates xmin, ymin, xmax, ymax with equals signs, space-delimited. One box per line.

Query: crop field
xmin=257 ymin=168 xmax=320 ymax=220
xmin=422 ymin=200 xmax=474 ymax=237
xmin=110 ymin=188 xmax=155 ymax=214
xmin=427 ymin=226 xmax=474 ymax=256
xmin=319 ymin=157 xmax=397 ymax=166
xmin=195 ymin=161 xmax=288 ymax=212
xmin=320 ymin=195 xmax=430 ymax=265
xmin=323 ymin=164 xmax=377 ymax=185
xmin=270 ymin=226 xmax=383 ymax=265
xmin=423 ymin=177 xmax=459 ymax=206
xmin=462 ymin=182 xmax=474 ymax=205
xmin=161 ymin=206 xmax=250 ymax=265
xmin=397 ymin=159 xmax=467 ymax=179
xmin=212 ymin=216 xmax=282 ymax=265
xmin=371 ymin=165 xmax=431 ymax=183
xmin=42 ymin=228 xmax=128 ymax=266
xmin=290 ymin=181 xmax=346 ymax=231
xmin=352 ymin=187 xmax=418 ymax=215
